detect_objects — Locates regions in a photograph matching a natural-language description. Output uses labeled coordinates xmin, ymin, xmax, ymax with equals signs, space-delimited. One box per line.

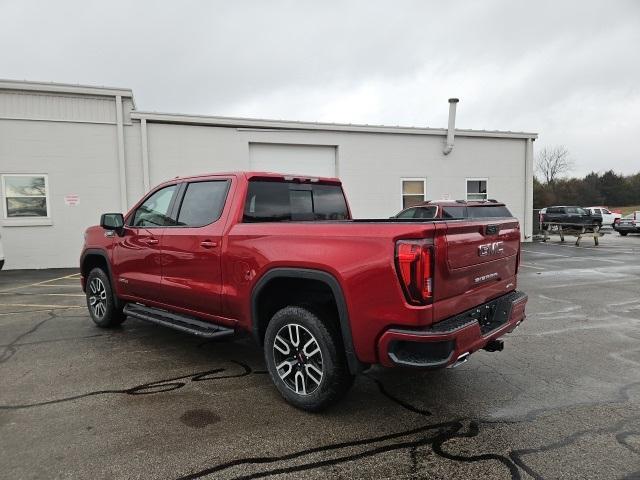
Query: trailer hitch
xmin=483 ymin=339 xmax=504 ymax=352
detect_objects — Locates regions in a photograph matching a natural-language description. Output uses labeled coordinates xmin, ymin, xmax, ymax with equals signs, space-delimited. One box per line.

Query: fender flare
xmin=251 ymin=267 xmax=364 ymax=374
xmin=80 ymin=248 xmax=121 ymax=309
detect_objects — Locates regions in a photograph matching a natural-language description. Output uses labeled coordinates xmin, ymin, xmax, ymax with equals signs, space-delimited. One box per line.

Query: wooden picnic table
xmin=541 ymin=222 xmax=603 ymax=246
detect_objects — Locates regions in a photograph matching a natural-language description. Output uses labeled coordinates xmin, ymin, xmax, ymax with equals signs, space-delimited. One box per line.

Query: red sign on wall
xmin=64 ymin=194 xmax=80 ymax=206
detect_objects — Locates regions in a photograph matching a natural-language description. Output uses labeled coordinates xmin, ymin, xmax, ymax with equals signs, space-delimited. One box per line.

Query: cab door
xmin=159 ymin=179 xmax=232 ymax=317
xmin=112 ymin=184 xmax=179 ymax=301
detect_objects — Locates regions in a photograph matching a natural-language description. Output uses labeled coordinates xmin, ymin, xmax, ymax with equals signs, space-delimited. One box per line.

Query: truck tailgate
xmin=434 ymin=218 xmax=520 ymax=318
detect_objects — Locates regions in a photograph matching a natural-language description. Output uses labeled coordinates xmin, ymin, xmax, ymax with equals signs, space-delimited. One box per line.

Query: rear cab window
xmin=243 ymin=180 xmax=349 ymax=222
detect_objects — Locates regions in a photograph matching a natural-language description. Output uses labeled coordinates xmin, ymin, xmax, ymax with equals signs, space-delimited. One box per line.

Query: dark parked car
xmin=614 ymin=212 xmax=640 ymax=236
xmin=540 ymin=206 xmax=602 ymax=230
xmin=394 ymin=200 xmax=513 ymax=220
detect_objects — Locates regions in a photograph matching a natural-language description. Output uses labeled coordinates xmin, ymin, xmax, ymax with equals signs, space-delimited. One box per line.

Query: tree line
xmin=534 ymin=146 xmax=640 ymax=208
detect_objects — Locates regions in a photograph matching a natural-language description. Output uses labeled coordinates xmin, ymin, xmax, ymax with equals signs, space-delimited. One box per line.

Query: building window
xmin=401 ymin=178 xmax=426 ymax=209
xmin=466 ymin=178 xmax=488 ymax=201
xmin=2 ymin=174 xmax=50 ymax=218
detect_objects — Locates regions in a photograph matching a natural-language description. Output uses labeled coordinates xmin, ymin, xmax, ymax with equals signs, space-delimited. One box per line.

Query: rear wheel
xmin=619 ymin=232 xmax=628 ymax=236
xmin=86 ymin=268 xmax=126 ymax=328
xmin=264 ymin=306 xmax=354 ymax=411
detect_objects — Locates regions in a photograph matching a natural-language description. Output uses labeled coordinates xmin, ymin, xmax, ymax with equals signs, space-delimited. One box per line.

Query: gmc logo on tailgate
xmin=478 ymin=241 xmax=504 ymax=257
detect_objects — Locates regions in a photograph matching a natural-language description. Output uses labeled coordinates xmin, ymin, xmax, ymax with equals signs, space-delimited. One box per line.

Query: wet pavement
xmin=1 ymin=232 xmax=639 ymax=479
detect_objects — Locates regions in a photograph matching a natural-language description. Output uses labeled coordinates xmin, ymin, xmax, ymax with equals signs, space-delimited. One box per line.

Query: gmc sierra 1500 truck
xmin=80 ymin=171 xmax=527 ymax=411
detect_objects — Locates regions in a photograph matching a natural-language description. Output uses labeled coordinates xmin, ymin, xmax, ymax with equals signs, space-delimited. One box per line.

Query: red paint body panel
xmin=81 ymin=171 xmax=527 ymax=367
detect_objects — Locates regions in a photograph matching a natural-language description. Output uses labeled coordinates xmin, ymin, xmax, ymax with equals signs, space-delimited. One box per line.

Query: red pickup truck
xmin=80 ymin=171 xmax=527 ymax=411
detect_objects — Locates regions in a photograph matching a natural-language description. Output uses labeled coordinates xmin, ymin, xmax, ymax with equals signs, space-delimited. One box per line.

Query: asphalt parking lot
xmin=1 ymin=233 xmax=639 ymax=480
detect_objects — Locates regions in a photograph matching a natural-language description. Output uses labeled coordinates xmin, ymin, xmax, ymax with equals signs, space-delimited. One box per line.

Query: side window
xmin=131 ymin=185 xmax=177 ymax=227
xmin=176 ymin=180 xmax=230 ymax=227
xmin=466 ymin=179 xmax=488 ymax=201
xmin=401 ymin=179 xmax=426 ymax=209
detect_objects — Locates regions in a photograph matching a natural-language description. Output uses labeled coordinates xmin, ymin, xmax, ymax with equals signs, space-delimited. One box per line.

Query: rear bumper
xmin=615 ymin=225 xmax=640 ymax=233
xmin=377 ymin=291 xmax=527 ymax=368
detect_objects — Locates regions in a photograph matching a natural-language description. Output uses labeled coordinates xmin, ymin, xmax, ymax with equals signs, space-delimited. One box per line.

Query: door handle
xmin=145 ymin=238 xmax=159 ymax=245
xmin=200 ymin=240 xmax=218 ymax=249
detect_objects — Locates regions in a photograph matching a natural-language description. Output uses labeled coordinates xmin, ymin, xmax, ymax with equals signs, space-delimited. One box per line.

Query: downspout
xmin=140 ymin=118 xmax=150 ymax=192
xmin=442 ymin=98 xmax=459 ymax=155
xmin=524 ymin=138 xmax=534 ymax=241
xmin=115 ymin=95 xmax=128 ymax=209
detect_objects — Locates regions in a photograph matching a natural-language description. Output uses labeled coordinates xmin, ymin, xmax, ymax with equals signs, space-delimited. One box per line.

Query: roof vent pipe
xmin=443 ymin=98 xmax=459 ymax=155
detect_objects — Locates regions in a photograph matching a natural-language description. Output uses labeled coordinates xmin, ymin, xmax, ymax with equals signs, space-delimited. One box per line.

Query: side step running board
xmin=123 ymin=303 xmax=234 ymax=339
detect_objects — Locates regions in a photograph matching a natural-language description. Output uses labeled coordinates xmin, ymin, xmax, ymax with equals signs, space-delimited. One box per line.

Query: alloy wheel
xmin=88 ymin=277 xmax=108 ymax=319
xmin=272 ymin=323 xmax=324 ymax=395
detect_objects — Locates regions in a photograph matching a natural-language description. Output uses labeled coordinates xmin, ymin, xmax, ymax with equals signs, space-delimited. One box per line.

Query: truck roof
xmin=159 ymin=171 xmax=342 ymax=186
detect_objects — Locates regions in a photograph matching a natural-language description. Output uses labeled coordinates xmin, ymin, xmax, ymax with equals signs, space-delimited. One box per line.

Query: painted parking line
xmin=521 ymin=249 xmax=572 ymax=258
xmin=521 ymin=247 xmax=625 ymax=264
xmin=0 ymin=292 xmax=85 ymax=297
xmin=0 ymin=303 xmax=84 ymax=309
xmin=543 ymin=278 xmax=637 ymax=289
xmin=0 ymin=273 xmax=80 ymax=293
xmin=520 ymin=263 xmax=545 ymax=270
xmin=537 ymin=242 xmax=636 ymax=254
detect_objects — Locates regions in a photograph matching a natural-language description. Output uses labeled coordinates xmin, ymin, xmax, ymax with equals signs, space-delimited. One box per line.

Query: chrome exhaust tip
xmin=449 ymin=352 xmax=470 ymax=368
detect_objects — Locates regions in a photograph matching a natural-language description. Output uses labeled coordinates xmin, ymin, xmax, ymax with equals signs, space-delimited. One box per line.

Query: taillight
xmin=395 ymin=240 xmax=433 ymax=305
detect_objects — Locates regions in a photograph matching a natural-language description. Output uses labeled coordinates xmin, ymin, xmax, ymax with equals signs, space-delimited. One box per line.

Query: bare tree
xmin=536 ymin=146 xmax=573 ymax=184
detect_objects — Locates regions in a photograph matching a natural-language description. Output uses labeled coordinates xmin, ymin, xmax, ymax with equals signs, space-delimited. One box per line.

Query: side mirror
xmin=100 ymin=213 xmax=124 ymax=233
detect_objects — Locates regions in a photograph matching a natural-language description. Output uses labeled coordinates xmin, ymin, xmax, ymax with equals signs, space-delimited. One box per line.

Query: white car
xmin=585 ymin=206 xmax=621 ymax=228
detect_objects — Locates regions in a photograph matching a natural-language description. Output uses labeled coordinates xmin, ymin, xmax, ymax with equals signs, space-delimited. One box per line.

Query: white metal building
xmin=0 ymin=80 xmax=536 ymax=270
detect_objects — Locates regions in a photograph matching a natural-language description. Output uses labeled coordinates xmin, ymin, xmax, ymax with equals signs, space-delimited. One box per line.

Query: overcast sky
xmin=1 ymin=0 xmax=639 ymax=176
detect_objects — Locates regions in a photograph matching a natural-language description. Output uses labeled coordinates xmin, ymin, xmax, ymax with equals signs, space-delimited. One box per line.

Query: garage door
xmin=249 ymin=143 xmax=336 ymax=177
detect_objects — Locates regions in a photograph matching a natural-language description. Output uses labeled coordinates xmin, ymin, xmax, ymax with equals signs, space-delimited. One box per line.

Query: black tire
xmin=85 ymin=268 xmax=126 ymax=328
xmin=264 ymin=306 xmax=354 ymax=412
xmin=619 ymin=232 xmax=628 ymax=236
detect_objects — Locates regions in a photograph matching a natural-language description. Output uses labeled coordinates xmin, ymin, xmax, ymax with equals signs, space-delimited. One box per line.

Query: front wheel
xmin=264 ymin=306 xmax=354 ymax=411
xmin=86 ymin=268 xmax=126 ymax=328
xmin=619 ymin=232 xmax=628 ymax=236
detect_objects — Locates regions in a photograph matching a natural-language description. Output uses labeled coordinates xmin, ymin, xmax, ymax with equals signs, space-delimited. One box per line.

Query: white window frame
xmin=400 ymin=178 xmax=427 ymax=210
xmin=1 ymin=173 xmax=52 ymax=226
xmin=465 ymin=177 xmax=488 ymax=201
